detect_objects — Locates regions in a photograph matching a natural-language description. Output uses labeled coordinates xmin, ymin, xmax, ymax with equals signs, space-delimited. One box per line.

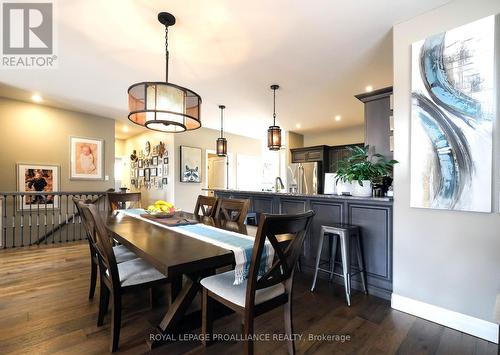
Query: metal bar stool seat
xmin=310 ymin=223 xmax=368 ymax=306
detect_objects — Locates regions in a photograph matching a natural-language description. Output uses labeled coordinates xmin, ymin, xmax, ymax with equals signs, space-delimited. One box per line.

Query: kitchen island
xmin=208 ymin=189 xmax=393 ymax=300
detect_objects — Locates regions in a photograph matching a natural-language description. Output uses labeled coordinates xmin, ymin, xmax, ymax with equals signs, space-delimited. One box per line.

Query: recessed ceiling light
xmin=295 ymin=123 xmax=301 ymax=129
xmin=31 ymin=94 xmax=43 ymax=103
xmin=122 ymin=126 xmax=129 ymax=133
xmin=334 ymin=115 xmax=341 ymax=121
xmin=365 ymin=85 xmax=373 ymax=92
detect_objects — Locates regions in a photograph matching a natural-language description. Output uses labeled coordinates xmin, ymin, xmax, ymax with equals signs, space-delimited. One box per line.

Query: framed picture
xmin=163 ymin=157 xmax=169 ymax=164
xmin=17 ymin=163 xmax=60 ymax=209
xmin=70 ymin=136 xmax=104 ymax=180
xmin=410 ymin=15 xmax=494 ymax=212
xmin=152 ymin=156 xmax=158 ymax=166
xmin=180 ymin=146 xmax=201 ymax=183
xmin=163 ymin=164 xmax=169 ymax=177
xmin=138 ymin=169 xmax=144 ymax=177
xmin=151 ymin=168 xmax=157 ymax=177
xmin=144 ymin=168 xmax=150 ymax=182
xmin=158 ymin=165 xmax=163 ymax=177
xmin=138 ymin=159 xmax=143 ymax=168
xmin=162 ymin=178 xmax=168 ymax=185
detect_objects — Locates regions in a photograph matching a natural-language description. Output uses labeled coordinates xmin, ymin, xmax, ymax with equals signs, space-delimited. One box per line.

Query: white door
xmin=208 ymin=156 xmax=227 ymax=189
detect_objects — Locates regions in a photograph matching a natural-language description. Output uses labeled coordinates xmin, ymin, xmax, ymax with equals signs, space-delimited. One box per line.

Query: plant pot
xmin=336 ymin=181 xmax=353 ymax=195
xmin=352 ymin=180 xmax=372 ymax=197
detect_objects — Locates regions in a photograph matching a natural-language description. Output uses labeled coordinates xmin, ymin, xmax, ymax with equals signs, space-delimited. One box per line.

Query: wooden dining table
xmin=103 ymin=210 xmax=258 ymax=349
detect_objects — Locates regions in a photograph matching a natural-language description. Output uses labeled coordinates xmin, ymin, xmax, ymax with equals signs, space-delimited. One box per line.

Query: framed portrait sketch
xmin=144 ymin=168 xmax=150 ymax=182
xmin=180 ymin=146 xmax=201 ymax=183
xmin=17 ymin=163 xmax=60 ymax=209
xmin=70 ymin=136 xmax=104 ymax=180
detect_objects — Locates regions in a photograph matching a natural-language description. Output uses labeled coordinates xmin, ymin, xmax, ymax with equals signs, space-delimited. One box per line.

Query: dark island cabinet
xmin=212 ymin=190 xmax=393 ymax=300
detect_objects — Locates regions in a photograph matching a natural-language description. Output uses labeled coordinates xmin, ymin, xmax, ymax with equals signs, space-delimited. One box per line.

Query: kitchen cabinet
xmin=290 ymin=145 xmax=329 ymax=163
xmin=328 ymin=143 xmax=363 ymax=173
xmin=355 ymin=86 xmax=393 ymax=159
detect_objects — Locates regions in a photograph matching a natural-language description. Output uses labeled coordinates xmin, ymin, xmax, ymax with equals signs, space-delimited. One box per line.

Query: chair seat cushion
xmin=115 ymin=258 xmax=166 ymax=287
xmin=112 ymin=244 xmax=137 ymax=264
xmin=200 ymin=270 xmax=285 ymax=307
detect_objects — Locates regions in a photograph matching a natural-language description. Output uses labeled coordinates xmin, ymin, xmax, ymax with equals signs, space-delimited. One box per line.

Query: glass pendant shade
xmin=128 ymin=82 xmax=201 ymax=133
xmin=267 ymin=125 xmax=282 ymax=151
xmin=216 ymin=137 xmax=227 ymax=156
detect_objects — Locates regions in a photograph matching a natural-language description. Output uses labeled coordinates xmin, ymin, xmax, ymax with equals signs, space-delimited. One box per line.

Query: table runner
xmin=118 ymin=209 xmax=274 ymax=285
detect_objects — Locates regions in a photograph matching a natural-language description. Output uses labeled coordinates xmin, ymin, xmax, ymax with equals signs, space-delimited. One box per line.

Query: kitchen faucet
xmin=275 ymin=177 xmax=284 ymax=192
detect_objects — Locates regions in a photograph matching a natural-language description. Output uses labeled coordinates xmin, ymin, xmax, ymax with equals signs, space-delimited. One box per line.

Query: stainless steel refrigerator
xmin=288 ymin=162 xmax=321 ymax=194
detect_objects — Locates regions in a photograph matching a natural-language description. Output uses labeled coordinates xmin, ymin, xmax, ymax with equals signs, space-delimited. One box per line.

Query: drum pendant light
xmin=267 ymin=84 xmax=281 ymax=150
xmin=127 ymin=12 xmax=202 ymax=133
xmin=216 ymin=105 xmax=227 ymax=157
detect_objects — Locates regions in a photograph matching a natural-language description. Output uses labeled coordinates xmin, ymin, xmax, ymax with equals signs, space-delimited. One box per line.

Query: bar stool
xmin=310 ymin=224 xmax=368 ymax=306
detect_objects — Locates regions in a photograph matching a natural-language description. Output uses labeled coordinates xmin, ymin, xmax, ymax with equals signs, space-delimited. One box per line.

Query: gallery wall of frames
xmin=128 ymin=140 xmax=169 ymax=191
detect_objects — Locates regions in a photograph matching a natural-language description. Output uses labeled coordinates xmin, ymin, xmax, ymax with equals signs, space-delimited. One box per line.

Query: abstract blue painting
xmin=411 ymin=16 xmax=495 ymax=212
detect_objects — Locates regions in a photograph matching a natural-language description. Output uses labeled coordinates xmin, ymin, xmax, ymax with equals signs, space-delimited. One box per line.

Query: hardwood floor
xmin=0 ymin=242 xmax=496 ymax=355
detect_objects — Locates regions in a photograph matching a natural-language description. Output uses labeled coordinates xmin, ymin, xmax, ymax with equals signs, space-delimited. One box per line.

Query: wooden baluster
xmin=20 ymin=195 xmax=24 ymax=247
xmin=2 ymin=196 xmax=6 ymax=249
xmin=12 ymin=196 xmax=17 ymax=248
xmin=37 ymin=198 xmax=40 ymax=245
xmin=29 ymin=197 xmax=32 ymax=246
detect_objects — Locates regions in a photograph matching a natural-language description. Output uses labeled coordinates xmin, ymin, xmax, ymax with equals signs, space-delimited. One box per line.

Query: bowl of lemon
xmin=145 ymin=200 xmax=179 ymax=218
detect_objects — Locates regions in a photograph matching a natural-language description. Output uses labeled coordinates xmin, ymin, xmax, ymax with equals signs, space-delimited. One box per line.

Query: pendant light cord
xmin=165 ymin=26 xmax=169 ymax=82
xmin=220 ymin=107 xmax=224 ymax=138
xmin=273 ymin=87 xmax=277 ymax=126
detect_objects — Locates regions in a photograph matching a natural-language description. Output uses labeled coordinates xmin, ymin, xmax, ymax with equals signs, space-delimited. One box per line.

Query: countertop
xmin=204 ymin=188 xmax=393 ymax=203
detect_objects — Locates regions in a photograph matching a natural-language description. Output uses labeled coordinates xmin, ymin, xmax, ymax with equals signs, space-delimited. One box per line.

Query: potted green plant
xmin=335 ymin=145 xmax=398 ymax=197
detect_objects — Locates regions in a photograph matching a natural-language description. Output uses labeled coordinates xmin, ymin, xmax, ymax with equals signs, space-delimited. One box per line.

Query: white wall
xmin=302 ymin=124 xmax=364 ymax=147
xmin=393 ymin=0 xmax=500 ymax=339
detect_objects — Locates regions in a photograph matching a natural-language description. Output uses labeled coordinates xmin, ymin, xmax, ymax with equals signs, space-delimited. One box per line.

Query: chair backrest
xmin=194 ymin=195 xmax=218 ymax=217
xmin=215 ymin=198 xmax=250 ymax=225
xmin=73 ymin=196 xmax=98 ymax=246
xmin=245 ymin=211 xmax=315 ymax=308
xmin=107 ymin=192 xmax=141 ymax=211
xmin=79 ymin=202 xmax=120 ymax=289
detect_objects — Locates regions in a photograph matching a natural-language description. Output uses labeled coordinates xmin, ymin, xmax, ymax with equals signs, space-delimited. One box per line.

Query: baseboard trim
xmin=391 ymin=293 xmax=499 ymax=344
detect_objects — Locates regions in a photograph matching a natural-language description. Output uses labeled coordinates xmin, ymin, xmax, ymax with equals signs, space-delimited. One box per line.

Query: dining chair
xmin=214 ymin=198 xmax=250 ymax=226
xmin=79 ymin=201 xmax=169 ymax=352
xmin=194 ymin=195 xmax=218 ymax=217
xmin=73 ymin=197 xmax=137 ymax=300
xmin=201 ymin=210 xmax=315 ymax=355
xmin=107 ymin=192 xmax=142 ymax=211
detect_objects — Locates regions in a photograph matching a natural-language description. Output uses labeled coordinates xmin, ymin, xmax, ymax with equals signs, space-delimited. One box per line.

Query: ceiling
xmin=0 ymin=0 xmax=450 ymax=139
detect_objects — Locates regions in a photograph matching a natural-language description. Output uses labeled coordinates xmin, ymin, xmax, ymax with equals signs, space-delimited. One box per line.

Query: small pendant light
xmin=267 ymin=84 xmax=281 ymax=150
xmin=216 ymin=105 xmax=227 ymax=157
